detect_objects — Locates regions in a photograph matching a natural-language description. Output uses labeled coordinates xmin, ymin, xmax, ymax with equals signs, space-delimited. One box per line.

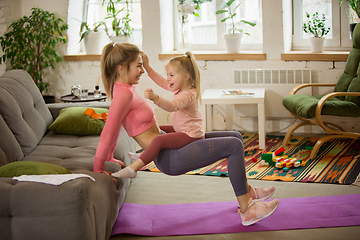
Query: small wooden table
xmin=201 ymin=88 xmax=266 ymax=149
xmin=60 ymin=92 xmax=107 ymax=103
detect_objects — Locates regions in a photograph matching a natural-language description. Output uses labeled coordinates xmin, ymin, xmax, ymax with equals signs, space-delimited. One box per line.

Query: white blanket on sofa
xmin=13 ymin=174 xmax=95 ymax=185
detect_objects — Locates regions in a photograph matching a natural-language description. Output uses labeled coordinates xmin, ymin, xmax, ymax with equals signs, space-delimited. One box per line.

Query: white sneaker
xmin=239 ymin=198 xmax=279 ymax=226
xmin=249 ymin=184 xmax=275 ymax=200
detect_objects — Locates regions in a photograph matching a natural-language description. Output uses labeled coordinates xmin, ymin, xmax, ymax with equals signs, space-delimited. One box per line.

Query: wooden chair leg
xmin=283 ymin=121 xmax=314 ymax=146
xmin=322 ymin=122 xmax=345 ymax=132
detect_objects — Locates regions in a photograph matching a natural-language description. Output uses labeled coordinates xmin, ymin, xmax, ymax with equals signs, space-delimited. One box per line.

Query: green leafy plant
xmin=302 ymin=12 xmax=331 ymax=38
xmin=339 ymin=0 xmax=360 ymax=22
xmin=0 ymin=8 xmax=68 ymax=94
xmin=79 ymin=21 xmax=109 ymax=42
xmin=215 ymin=0 xmax=256 ymax=35
xmin=102 ymin=0 xmax=133 ymax=37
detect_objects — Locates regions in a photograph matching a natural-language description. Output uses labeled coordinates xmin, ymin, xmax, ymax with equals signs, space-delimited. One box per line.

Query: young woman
xmin=112 ymin=51 xmax=204 ymax=179
xmin=94 ymin=42 xmax=279 ymax=226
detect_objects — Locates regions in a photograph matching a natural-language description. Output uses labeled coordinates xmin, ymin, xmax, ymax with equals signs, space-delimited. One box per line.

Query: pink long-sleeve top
xmin=93 ymin=82 xmax=156 ymax=173
xmin=148 ymin=70 xmax=204 ymax=139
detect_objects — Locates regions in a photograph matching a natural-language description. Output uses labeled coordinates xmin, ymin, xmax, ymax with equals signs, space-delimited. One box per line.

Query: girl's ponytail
xmin=185 ymin=51 xmax=201 ymax=102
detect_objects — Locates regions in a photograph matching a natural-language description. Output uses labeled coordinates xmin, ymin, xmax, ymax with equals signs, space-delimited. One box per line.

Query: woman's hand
xmin=108 ymin=158 xmax=126 ymax=168
xmin=102 ymin=171 xmax=118 ymax=187
xmin=109 ymin=175 xmax=118 ymax=187
xmin=144 ymin=88 xmax=159 ymax=102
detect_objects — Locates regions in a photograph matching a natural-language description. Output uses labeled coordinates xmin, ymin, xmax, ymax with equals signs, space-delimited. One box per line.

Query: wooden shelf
xmin=281 ymin=51 xmax=349 ymax=62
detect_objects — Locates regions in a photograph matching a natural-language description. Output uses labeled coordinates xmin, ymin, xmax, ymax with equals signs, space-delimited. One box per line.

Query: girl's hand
xmin=144 ymin=88 xmax=159 ymax=102
xmin=140 ymin=51 xmax=153 ymax=73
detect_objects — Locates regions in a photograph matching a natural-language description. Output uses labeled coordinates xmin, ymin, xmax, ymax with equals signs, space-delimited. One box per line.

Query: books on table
xmin=222 ymin=90 xmax=255 ymax=96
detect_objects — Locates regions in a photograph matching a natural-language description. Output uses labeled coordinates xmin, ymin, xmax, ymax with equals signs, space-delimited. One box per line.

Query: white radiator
xmin=234 ymin=69 xmax=312 ymax=84
xmin=230 ymin=69 xmax=313 ymax=119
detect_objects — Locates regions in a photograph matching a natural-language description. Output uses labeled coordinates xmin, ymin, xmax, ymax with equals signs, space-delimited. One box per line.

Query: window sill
xmin=64 ymin=51 xmax=266 ymax=62
xmin=159 ymin=51 xmax=266 ymax=61
xmin=64 ymin=50 xmax=349 ymax=62
xmin=64 ymin=53 xmax=100 ymax=61
xmin=281 ymin=51 xmax=349 ymax=62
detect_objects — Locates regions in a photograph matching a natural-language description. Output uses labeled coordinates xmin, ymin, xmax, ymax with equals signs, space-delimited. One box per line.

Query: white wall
xmin=0 ymin=0 xmax=354 ymax=135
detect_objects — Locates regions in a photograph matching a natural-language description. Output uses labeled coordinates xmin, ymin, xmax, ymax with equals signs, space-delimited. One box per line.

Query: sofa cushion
xmin=48 ymin=107 xmax=108 ymax=135
xmin=0 ymin=161 xmax=71 ymax=177
xmin=334 ymin=73 xmax=354 ymax=100
xmin=345 ymin=77 xmax=360 ymax=106
xmin=0 ymin=70 xmax=53 ymax=159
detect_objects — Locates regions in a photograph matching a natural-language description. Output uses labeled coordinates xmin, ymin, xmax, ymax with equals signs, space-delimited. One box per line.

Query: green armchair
xmin=282 ymin=24 xmax=360 ymax=159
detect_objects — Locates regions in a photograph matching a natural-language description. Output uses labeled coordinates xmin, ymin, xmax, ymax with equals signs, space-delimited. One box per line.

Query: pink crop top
xmin=93 ymin=82 xmax=156 ymax=172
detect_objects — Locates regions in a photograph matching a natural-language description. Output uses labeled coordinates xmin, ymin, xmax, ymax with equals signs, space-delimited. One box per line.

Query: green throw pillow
xmin=48 ymin=107 xmax=108 ymax=135
xmin=0 ymin=161 xmax=71 ymax=177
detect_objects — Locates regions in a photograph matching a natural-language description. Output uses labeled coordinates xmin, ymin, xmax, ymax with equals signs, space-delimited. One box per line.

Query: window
xmin=292 ymin=0 xmax=351 ymax=50
xmin=84 ymin=0 xmax=142 ymax=46
xmin=175 ymin=0 xmax=263 ymax=51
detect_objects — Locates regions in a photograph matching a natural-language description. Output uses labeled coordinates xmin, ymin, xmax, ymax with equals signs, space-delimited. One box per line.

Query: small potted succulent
xmin=216 ymin=0 xmax=256 ymax=53
xmin=0 ymin=8 xmax=68 ymax=103
xmin=302 ymin=12 xmax=331 ymax=53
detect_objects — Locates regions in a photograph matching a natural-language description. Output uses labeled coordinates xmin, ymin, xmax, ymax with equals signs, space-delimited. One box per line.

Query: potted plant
xmin=79 ymin=21 xmax=109 ymax=54
xmin=0 ymin=7 xmax=68 ymax=103
xmin=339 ymin=0 xmax=360 ymax=37
xmin=302 ymin=12 xmax=331 ymax=53
xmin=102 ymin=0 xmax=133 ymax=43
xmin=177 ymin=0 xmax=213 ymax=51
xmin=216 ymin=0 xmax=256 ymax=53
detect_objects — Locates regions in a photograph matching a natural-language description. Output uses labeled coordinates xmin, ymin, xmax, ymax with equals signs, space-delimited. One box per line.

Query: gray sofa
xmin=0 ymin=70 xmax=136 ymax=240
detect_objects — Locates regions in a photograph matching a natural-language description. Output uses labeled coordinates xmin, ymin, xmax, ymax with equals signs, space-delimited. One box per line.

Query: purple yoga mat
xmin=111 ymin=194 xmax=360 ymax=236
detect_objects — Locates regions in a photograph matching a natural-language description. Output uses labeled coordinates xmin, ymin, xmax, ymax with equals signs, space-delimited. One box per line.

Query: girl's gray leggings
xmin=153 ymin=131 xmax=248 ymax=197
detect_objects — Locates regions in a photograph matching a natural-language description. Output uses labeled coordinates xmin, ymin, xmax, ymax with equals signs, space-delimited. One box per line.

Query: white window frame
xmin=84 ymin=0 xmax=142 ymax=47
xmin=292 ymin=0 xmax=352 ymax=51
xmin=174 ymin=0 xmax=262 ymax=51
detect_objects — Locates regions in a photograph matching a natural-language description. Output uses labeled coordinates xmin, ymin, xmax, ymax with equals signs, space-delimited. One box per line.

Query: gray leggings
xmin=153 ymin=131 xmax=248 ymax=197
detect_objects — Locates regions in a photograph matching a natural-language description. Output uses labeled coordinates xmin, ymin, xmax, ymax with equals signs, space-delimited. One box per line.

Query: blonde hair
xmin=100 ymin=42 xmax=140 ymax=99
xmin=167 ymin=51 xmax=201 ymax=101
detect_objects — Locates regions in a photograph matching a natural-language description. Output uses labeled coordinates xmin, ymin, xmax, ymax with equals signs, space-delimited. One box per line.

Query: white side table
xmin=201 ymin=88 xmax=266 ymax=149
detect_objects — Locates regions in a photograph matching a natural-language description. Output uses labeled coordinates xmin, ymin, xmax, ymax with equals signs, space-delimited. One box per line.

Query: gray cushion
xmin=0 ymin=70 xmax=53 ymax=160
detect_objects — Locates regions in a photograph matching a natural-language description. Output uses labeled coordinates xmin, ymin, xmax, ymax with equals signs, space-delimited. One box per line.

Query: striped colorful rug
xmin=140 ymin=134 xmax=360 ymax=185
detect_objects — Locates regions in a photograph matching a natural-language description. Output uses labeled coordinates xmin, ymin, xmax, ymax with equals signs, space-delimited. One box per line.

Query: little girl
xmin=112 ymin=51 xmax=205 ymax=178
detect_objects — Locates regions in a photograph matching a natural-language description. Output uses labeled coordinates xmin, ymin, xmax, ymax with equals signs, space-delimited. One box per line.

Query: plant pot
xmin=84 ymin=31 xmax=107 ymax=55
xmin=43 ymin=95 xmax=55 ymax=104
xmin=110 ymin=36 xmax=129 ymax=43
xmin=309 ymin=37 xmax=325 ymax=53
xmin=223 ymin=33 xmax=243 ymax=53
